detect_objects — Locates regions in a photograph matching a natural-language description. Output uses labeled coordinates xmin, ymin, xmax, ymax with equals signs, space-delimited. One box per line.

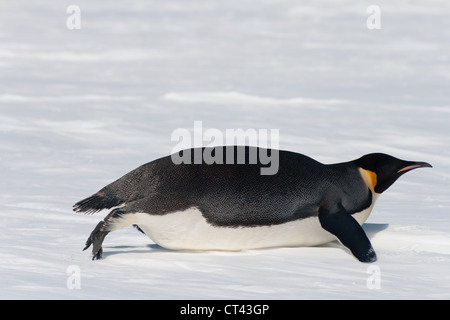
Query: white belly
xmin=115 ymin=196 xmax=378 ymax=251
xmin=131 ymin=208 xmax=333 ymax=250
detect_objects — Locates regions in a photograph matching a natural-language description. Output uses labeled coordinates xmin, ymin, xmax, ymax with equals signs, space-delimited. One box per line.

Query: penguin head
xmin=354 ymin=153 xmax=432 ymax=194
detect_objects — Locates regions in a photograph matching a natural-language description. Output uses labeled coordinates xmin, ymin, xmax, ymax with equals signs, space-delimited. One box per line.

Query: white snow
xmin=1 ymin=0 xmax=449 ymax=300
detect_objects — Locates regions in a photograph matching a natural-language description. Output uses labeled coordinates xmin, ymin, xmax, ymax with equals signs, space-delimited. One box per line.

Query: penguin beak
xmin=397 ymin=161 xmax=432 ymax=174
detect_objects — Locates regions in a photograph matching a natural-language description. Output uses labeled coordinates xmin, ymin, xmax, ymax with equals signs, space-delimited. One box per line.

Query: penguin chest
xmin=351 ymin=192 xmax=379 ymax=225
xmin=126 ymin=208 xmax=337 ymax=251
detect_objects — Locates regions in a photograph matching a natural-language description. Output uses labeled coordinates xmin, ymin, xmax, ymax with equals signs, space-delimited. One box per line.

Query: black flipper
xmin=318 ymin=202 xmax=377 ymax=263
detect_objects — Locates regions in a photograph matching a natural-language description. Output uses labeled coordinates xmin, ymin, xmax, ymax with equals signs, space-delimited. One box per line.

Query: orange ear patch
xmin=359 ymin=169 xmax=378 ymax=191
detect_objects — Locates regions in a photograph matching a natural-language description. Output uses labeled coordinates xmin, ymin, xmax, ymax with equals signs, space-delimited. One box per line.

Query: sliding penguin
xmin=73 ymin=146 xmax=432 ymax=262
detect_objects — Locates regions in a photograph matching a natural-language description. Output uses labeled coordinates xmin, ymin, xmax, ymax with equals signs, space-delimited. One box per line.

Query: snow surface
xmin=1 ymin=0 xmax=450 ymax=299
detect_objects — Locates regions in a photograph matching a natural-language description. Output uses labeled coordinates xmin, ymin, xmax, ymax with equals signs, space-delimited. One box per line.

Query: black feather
xmin=73 ymin=191 xmax=122 ymax=214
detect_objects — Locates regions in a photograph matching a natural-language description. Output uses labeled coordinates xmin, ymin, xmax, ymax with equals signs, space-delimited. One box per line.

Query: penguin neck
xmin=351 ymin=168 xmax=381 ymax=225
xmin=358 ymin=168 xmax=378 ymax=193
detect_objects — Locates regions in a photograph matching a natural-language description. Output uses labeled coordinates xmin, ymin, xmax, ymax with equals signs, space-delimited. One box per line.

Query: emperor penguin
xmin=73 ymin=146 xmax=432 ymax=262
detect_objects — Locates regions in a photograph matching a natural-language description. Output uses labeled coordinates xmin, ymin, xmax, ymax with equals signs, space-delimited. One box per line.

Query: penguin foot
xmin=83 ymin=220 xmax=109 ymax=260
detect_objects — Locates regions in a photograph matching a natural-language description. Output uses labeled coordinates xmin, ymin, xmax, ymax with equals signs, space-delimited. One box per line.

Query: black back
xmin=74 ymin=146 xmax=372 ymax=227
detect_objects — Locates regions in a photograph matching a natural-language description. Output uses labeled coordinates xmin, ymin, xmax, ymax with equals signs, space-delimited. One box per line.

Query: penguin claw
xmin=82 ymin=239 xmax=102 ymax=260
xmin=92 ymin=248 xmax=103 ymax=260
xmin=83 ymin=239 xmax=92 ymax=252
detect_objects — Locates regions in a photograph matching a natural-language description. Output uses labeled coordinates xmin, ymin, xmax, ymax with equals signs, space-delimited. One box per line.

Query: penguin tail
xmin=73 ymin=190 xmax=122 ymax=215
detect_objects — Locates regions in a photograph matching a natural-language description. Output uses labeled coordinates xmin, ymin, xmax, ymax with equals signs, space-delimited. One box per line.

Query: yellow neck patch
xmin=359 ymin=168 xmax=378 ymax=191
